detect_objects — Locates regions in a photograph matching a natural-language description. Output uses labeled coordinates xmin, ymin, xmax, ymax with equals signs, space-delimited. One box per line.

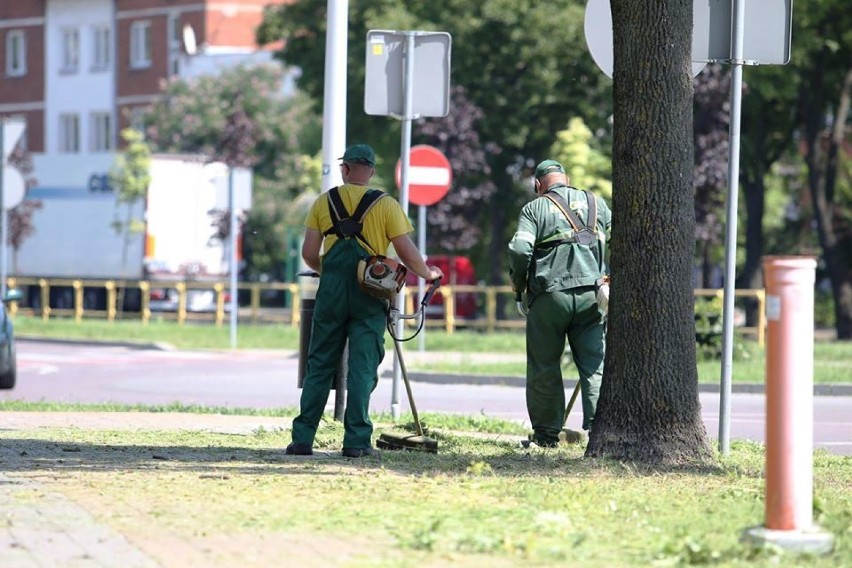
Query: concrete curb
xmin=383 ymin=370 xmax=852 ymax=397
xmin=18 ymin=335 xmax=174 ymax=351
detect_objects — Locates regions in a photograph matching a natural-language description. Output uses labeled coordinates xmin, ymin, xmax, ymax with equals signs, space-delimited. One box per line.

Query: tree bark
xmin=586 ymin=0 xmax=711 ymax=464
xmin=801 ymin=55 xmax=852 ymax=339
xmin=740 ymin=172 xmax=766 ymax=326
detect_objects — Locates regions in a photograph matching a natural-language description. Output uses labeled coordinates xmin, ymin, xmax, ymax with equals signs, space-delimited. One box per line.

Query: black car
xmin=0 ymin=289 xmax=23 ymax=390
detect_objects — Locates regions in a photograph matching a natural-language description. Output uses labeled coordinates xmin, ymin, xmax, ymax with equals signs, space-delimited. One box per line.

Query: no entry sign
xmin=395 ymin=145 xmax=452 ymax=206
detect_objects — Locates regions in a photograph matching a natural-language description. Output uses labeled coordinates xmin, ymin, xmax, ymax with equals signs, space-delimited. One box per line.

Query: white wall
xmin=31 ymin=153 xmax=116 ymax=188
xmin=41 ymin=0 xmax=114 ymax=187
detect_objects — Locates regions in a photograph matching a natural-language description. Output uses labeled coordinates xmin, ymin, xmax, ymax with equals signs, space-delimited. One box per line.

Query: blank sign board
xmin=585 ymin=0 xmax=792 ymax=78
xmin=699 ymin=0 xmax=792 ymax=64
xmin=364 ymin=30 xmax=451 ymax=118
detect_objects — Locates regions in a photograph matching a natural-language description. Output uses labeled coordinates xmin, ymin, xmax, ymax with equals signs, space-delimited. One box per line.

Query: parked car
xmin=0 ymin=289 xmax=23 ymax=390
xmin=149 ymin=287 xmax=231 ymax=313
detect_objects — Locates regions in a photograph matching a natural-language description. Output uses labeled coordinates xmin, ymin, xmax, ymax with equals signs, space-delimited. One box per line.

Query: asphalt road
xmin=7 ymin=339 xmax=852 ymax=455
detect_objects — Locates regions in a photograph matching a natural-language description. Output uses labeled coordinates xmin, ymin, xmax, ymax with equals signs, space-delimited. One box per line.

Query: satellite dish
xmin=182 ymin=24 xmax=197 ymax=55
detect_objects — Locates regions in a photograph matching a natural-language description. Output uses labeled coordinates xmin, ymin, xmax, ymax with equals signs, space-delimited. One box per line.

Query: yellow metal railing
xmin=4 ymin=276 xmax=766 ymax=345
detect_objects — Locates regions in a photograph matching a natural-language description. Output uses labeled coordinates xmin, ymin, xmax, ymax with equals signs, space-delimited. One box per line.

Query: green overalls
xmin=291 ymin=238 xmax=386 ymax=450
xmin=508 ymin=184 xmax=612 ymax=443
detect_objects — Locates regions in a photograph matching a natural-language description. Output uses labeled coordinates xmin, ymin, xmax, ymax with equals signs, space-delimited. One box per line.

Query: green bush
xmin=694 ymin=296 xmax=753 ymax=361
xmin=694 ymin=296 xmax=723 ymax=360
xmin=814 ymin=289 xmax=836 ymax=327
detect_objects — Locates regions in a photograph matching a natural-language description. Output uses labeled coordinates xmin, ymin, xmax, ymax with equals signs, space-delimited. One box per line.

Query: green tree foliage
xmin=794 ymin=3 xmax=852 ymax=338
xmin=412 ymin=86 xmax=498 ymax=253
xmin=549 ymin=117 xmax=612 ymax=201
xmin=257 ymin=0 xmax=611 ymax=283
xmin=731 ymin=0 xmax=851 ymax=337
xmin=141 ymin=63 xmax=322 ymax=281
xmin=110 ymin=128 xmax=150 ymax=226
xmin=109 ymin=129 xmax=151 ymax=277
xmin=692 ymin=65 xmax=730 ymax=288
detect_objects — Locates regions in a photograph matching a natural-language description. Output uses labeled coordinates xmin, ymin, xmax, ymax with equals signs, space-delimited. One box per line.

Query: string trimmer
xmin=558 ymin=381 xmax=585 ymax=444
xmin=376 ymin=279 xmax=441 ymax=453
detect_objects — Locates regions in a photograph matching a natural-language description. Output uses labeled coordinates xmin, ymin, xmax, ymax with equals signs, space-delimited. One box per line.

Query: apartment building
xmin=0 ymin=0 xmax=287 ymax=189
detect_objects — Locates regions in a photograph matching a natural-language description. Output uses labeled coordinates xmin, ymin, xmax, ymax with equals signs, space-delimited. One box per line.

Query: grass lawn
xmin=0 ymin=407 xmax=848 ymax=567
xmin=13 ymin=316 xmax=852 ymax=384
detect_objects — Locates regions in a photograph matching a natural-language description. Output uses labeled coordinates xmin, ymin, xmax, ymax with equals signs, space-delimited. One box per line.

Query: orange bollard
xmin=742 ymin=256 xmax=832 ymax=553
xmin=764 ymin=256 xmax=815 ymax=530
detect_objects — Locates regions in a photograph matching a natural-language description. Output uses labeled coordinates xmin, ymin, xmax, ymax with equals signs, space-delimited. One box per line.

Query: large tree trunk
xmin=801 ymin=58 xmax=852 ymax=339
xmin=739 ymin=173 xmax=766 ymax=326
xmin=586 ymin=0 xmax=711 ymax=464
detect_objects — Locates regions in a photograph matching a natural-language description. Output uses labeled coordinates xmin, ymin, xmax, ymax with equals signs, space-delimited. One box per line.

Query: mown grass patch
xmin=0 ymin=417 xmax=848 ymax=567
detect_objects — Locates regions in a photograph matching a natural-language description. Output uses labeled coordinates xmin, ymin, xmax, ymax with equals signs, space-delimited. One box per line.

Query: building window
xmin=91 ymin=112 xmax=113 ymax=152
xmin=5 ymin=30 xmax=26 ymax=77
xmin=59 ymin=114 xmax=80 ymax=153
xmin=92 ymin=26 xmax=111 ymax=71
xmin=129 ymin=107 xmax=146 ymax=133
xmin=130 ymin=21 xmax=151 ymax=69
xmin=167 ymin=14 xmax=181 ymax=76
xmin=61 ymin=28 xmax=80 ymax=73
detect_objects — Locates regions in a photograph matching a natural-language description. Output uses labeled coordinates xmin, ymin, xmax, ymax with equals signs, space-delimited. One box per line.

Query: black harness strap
xmin=539 ymin=189 xmax=598 ymax=248
xmin=323 ymin=186 xmax=387 ymax=254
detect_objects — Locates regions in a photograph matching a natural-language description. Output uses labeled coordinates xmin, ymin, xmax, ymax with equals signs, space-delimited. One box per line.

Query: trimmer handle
xmin=421 ymin=278 xmax=441 ymax=307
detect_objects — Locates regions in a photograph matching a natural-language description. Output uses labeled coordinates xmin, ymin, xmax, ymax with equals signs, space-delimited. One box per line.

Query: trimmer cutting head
xmin=559 ymin=428 xmax=586 ymax=444
xmin=377 ymin=431 xmax=438 ymax=453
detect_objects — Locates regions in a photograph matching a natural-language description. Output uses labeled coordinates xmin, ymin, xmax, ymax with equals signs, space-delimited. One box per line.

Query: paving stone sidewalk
xmin=1 ymin=412 xmax=295 ymax=567
xmin=0 ymin=411 xmax=293 ymax=434
xmin=1 ymin=471 xmax=159 ymax=568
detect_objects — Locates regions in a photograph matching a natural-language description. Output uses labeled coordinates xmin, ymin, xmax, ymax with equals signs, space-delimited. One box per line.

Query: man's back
xmin=306 ymin=184 xmax=411 ymax=257
xmin=509 ymin=184 xmax=611 ymax=298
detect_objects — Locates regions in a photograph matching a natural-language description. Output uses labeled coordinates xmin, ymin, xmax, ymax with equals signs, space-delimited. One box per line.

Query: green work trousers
xmin=291 ymin=240 xmax=387 ymax=450
xmin=526 ymin=287 xmax=605 ymax=443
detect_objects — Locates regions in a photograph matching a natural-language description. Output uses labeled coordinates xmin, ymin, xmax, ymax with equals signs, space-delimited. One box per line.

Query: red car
xmin=406 ymin=255 xmax=478 ymax=319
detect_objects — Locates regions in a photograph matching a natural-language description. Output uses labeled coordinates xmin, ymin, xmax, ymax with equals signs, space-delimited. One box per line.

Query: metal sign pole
xmin=319 ymin=0 xmax=348 ymax=421
xmin=0 ymin=121 xmax=5 ymax=299
xmin=321 ymin=0 xmax=348 ymax=192
xmin=719 ymin=0 xmax=747 ymax=456
xmin=418 ymin=204 xmax=427 ymax=352
xmin=363 ymin=29 xmax=451 ymax=418
xmin=391 ymin=31 xmax=416 ymax=420
xmin=228 ymin=167 xmax=238 ymax=349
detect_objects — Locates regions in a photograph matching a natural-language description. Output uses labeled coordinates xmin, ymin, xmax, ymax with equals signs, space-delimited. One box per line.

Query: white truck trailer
xmin=14 ymin=154 xmax=231 ymax=313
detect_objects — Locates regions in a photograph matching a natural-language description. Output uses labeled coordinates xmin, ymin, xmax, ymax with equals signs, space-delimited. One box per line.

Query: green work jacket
xmin=508 ymin=184 xmax=611 ymax=302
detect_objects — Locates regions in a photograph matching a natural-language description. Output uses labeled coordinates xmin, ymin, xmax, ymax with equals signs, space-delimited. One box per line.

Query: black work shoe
xmin=285 ymin=442 xmax=313 ymax=456
xmin=342 ymin=447 xmax=376 ymax=458
xmin=521 ymin=435 xmax=558 ymax=449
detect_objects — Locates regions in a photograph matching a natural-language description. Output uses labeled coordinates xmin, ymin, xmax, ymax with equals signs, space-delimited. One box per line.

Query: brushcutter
xmin=376 ymin=279 xmax=442 ymax=453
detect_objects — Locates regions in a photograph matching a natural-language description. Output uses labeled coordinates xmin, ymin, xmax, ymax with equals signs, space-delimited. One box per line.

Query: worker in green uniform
xmin=287 ymin=144 xmax=443 ymax=458
xmin=508 ymin=159 xmax=612 ymax=446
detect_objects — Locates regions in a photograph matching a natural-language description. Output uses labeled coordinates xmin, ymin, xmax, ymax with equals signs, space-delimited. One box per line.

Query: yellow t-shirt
xmin=305 ymin=184 xmax=413 ymax=257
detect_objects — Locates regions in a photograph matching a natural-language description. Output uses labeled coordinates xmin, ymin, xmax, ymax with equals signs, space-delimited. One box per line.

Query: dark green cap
xmin=534 ymin=159 xmax=565 ymax=179
xmin=340 ymin=143 xmax=376 ymax=166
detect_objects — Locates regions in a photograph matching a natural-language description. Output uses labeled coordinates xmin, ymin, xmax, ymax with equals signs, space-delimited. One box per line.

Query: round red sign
xmin=395 ymin=145 xmax=453 ymax=206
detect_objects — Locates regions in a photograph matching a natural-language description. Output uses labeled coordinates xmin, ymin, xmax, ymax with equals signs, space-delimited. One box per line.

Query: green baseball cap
xmin=340 ymin=143 xmax=376 ymax=166
xmin=534 ymin=159 xmax=565 ymax=179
